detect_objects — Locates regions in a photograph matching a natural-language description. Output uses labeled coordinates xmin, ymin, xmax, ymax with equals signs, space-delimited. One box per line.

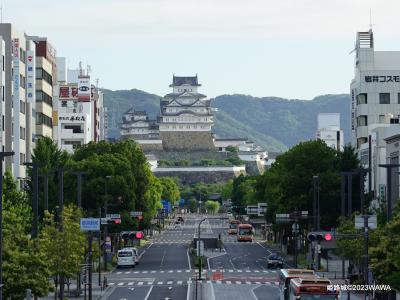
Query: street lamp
xmin=71 ymin=171 xmax=88 ymax=208
xmin=312 ymin=176 xmax=320 ymax=231
xmin=23 ymin=162 xmax=42 ymax=239
xmin=0 ymin=151 xmax=14 ymax=300
xmin=103 ymin=175 xmax=112 ymax=271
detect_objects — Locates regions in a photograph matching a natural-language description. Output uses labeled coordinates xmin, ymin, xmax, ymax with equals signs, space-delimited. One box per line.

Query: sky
xmin=4 ymin=0 xmax=400 ymax=99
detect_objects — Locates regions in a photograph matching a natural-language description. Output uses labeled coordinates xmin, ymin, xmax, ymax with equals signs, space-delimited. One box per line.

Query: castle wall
xmin=159 ymin=131 xmax=215 ymax=151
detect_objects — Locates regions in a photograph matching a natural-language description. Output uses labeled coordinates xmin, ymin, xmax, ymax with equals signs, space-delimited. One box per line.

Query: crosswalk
xmin=108 ymin=280 xmax=279 ymax=287
xmin=114 ymin=269 xmax=278 ymax=275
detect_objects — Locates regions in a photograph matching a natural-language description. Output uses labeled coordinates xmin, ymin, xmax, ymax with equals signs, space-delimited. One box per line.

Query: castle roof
xmin=169 ymin=75 xmax=201 ymax=87
xmin=123 ymin=107 xmax=147 ymax=116
xmin=164 ymin=92 xmax=206 ymax=99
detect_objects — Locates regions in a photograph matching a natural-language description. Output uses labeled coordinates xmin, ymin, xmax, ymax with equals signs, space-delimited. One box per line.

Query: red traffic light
xmin=135 ymin=231 xmax=143 ymax=239
xmin=113 ymin=218 xmax=121 ymax=224
xmin=324 ymin=233 xmax=332 ymax=241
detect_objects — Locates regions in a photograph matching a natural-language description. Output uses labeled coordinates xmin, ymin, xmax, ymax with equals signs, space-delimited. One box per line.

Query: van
xmin=122 ymin=247 xmax=139 ymax=265
xmin=117 ymin=249 xmax=136 ymax=268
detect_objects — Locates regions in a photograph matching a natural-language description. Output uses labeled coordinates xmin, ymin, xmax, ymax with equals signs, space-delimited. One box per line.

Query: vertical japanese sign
xmin=78 ymin=75 xmax=90 ymax=102
xmin=26 ymin=50 xmax=35 ymax=103
xmin=12 ymin=38 xmax=20 ymax=177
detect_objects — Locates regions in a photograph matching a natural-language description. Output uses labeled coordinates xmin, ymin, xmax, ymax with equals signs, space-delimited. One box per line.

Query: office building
xmin=316 ymin=113 xmax=344 ymax=151
xmin=350 ymin=29 xmax=400 ymax=150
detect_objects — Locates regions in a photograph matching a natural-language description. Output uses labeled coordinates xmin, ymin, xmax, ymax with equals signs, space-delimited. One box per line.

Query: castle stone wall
xmin=159 ymin=131 xmax=215 ymax=151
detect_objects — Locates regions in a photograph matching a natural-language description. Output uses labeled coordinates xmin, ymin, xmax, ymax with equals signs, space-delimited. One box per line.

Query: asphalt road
xmin=104 ymin=214 xmax=283 ymax=300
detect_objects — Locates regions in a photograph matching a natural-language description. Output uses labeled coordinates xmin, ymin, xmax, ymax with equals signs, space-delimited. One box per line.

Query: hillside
xmin=103 ymin=89 xmax=350 ymax=152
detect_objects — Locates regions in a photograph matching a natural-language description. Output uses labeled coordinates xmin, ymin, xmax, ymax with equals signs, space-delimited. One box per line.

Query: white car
xmin=122 ymin=247 xmax=139 ymax=265
xmin=117 ymin=249 xmax=136 ymax=268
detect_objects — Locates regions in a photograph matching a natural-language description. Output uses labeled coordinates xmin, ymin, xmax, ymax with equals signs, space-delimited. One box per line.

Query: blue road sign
xmin=80 ymin=218 xmax=100 ymax=231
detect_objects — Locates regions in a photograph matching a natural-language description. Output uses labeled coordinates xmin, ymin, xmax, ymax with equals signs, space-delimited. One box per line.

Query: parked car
xmin=122 ymin=247 xmax=139 ymax=265
xmin=267 ymin=253 xmax=284 ymax=268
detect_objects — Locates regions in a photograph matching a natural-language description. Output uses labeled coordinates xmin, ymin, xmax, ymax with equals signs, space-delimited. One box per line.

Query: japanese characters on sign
xmin=12 ymin=38 xmax=19 ymax=58
xmin=58 ymin=115 xmax=86 ymax=122
xmin=365 ymin=75 xmax=400 ymax=83
xmin=26 ymin=50 xmax=35 ymax=103
xmin=78 ymin=76 xmax=91 ymax=102
xmin=59 ymin=86 xmax=79 ymax=99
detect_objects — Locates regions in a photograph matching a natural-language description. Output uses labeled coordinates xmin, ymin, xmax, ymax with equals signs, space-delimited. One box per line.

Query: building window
xmin=36 ymin=91 xmax=53 ymax=107
xmin=61 ymin=101 xmax=67 ymax=107
xmin=379 ymin=93 xmax=390 ymax=104
xmin=19 ymin=74 xmax=26 ymax=89
xmin=64 ymin=125 xmax=83 ymax=133
xmin=398 ymin=93 xmax=400 ymax=104
xmin=2 ymin=86 xmax=4 ymax=101
xmin=2 ymin=115 xmax=3 ymax=131
xmin=35 ymin=68 xmax=53 ymax=85
xmin=357 ymin=93 xmax=367 ymax=105
xmin=36 ymin=112 xmax=52 ymax=128
xmin=2 ymin=56 xmax=4 ymax=72
xmin=19 ymin=153 xmax=25 ymax=165
xmin=357 ymin=115 xmax=368 ymax=126
xmin=20 ymin=126 xmax=25 ymax=140
xmin=20 ymin=100 xmax=25 ymax=114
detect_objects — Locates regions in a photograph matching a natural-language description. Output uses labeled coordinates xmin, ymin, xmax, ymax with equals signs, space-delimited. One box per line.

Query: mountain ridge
xmin=103 ymin=89 xmax=350 ymax=152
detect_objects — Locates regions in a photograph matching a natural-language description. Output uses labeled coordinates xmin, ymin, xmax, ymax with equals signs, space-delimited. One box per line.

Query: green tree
xmin=2 ymin=172 xmax=52 ymax=299
xmin=370 ymin=212 xmax=400 ymax=289
xmin=204 ymin=200 xmax=220 ymax=214
xmin=159 ymin=177 xmax=180 ymax=205
xmin=31 ymin=136 xmax=70 ymax=213
xmin=257 ymin=140 xmax=362 ymax=227
xmin=231 ymin=175 xmax=257 ymax=214
xmin=39 ymin=205 xmax=86 ymax=298
xmin=226 ymin=145 xmax=239 ymax=153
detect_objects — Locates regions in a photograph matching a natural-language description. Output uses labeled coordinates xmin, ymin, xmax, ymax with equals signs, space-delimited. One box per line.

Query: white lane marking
xmin=216 ymin=280 xmax=222 ymax=284
xmin=177 ymin=270 xmax=182 ymax=273
xmin=125 ymin=271 xmax=131 ymax=274
xmin=226 ymin=281 xmax=232 ymax=284
xmin=246 ymin=281 xmax=252 ymax=284
xmin=245 ymin=270 xmax=251 ymax=273
xmin=177 ymin=281 xmax=183 ymax=285
xmin=144 ymin=285 xmax=153 ymax=300
xmin=168 ymin=270 xmax=173 ymax=273
xmin=167 ymin=281 xmax=173 ymax=284
xmin=254 ymin=270 xmax=260 ymax=273
xmin=134 ymin=271 xmax=139 ymax=274
xmin=236 ymin=281 xmax=242 ymax=284
xmin=237 ymin=270 xmax=243 ymax=272
xmin=138 ymin=282 xmax=144 ymax=286
xmin=160 ymin=270 xmax=165 ymax=273
xmin=157 ymin=281 xmax=163 ymax=285
xmin=255 ymin=282 xmax=261 ymax=284
xmin=109 ymin=282 xmax=115 ymax=286
xmin=147 ymin=281 xmax=153 ymax=285
xmin=151 ymin=271 xmax=156 ymax=273
xmin=128 ymin=282 xmax=134 ymax=286
xmin=228 ymin=270 xmax=233 ymax=273
xmin=142 ymin=271 xmax=148 ymax=274
xmin=186 ymin=270 xmax=190 ymax=273
xmin=117 ymin=282 xmax=124 ymax=286
xmin=117 ymin=272 xmax=122 ymax=274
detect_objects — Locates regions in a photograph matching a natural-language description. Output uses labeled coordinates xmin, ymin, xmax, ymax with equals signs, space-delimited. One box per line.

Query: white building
xmin=53 ymin=61 xmax=105 ymax=152
xmin=350 ymin=29 xmax=400 ymax=150
xmin=0 ymin=24 xmax=33 ymax=181
xmin=316 ymin=113 xmax=344 ymax=151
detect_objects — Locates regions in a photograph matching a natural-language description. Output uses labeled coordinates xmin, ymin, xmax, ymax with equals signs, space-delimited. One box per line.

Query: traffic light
xmin=307 ymin=232 xmax=333 ymax=242
xmin=135 ymin=231 xmax=144 ymax=239
xmin=113 ymin=218 xmax=121 ymax=225
xmin=120 ymin=231 xmax=144 ymax=240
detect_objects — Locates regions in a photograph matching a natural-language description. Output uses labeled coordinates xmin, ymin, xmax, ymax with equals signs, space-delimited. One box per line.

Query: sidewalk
xmin=40 ymin=272 xmax=112 ymax=300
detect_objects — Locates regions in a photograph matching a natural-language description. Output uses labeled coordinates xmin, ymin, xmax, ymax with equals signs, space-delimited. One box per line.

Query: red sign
xmin=27 ymin=55 xmax=33 ymax=62
xmin=135 ymin=231 xmax=143 ymax=239
xmin=71 ymin=87 xmax=78 ymax=98
xmin=59 ymin=86 xmax=70 ymax=98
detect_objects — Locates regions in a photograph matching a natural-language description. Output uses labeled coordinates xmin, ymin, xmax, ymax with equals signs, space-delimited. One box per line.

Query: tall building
xmin=316 ymin=113 xmax=344 ymax=151
xmin=27 ymin=36 xmax=56 ymax=142
xmin=159 ymin=75 xmax=215 ymax=150
xmin=120 ymin=108 xmax=159 ymax=140
xmin=350 ymin=29 xmax=400 ymax=150
xmin=0 ymin=24 xmax=33 ymax=180
xmin=53 ymin=61 xmax=105 ymax=152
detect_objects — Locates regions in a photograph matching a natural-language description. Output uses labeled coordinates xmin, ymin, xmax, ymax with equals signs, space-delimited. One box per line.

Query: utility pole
xmin=71 ymin=171 xmax=88 ymax=208
xmin=103 ymin=175 xmax=112 ymax=271
xmin=0 ymin=151 xmax=14 ymax=300
xmin=39 ymin=171 xmax=53 ymax=211
xmin=58 ymin=167 xmax=65 ymax=299
xmin=88 ymin=233 xmax=93 ymax=300
xmin=23 ymin=162 xmax=42 ymax=239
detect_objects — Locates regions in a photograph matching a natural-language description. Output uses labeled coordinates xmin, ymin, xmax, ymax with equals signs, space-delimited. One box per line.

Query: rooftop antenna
xmin=369 ymin=8 xmax=375 ymax=32
xmin=87 ymin=64 xmax=92 ymax=75
xmin=79 ymin=61 xmax=83 ymax=76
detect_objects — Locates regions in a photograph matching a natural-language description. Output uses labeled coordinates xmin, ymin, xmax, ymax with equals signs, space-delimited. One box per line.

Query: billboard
xmin=78 ymin=76 xmax=90 ymax=102
xmin=26 ymin=51 xmax=35 ymax=103
xmin=59 ymin=85 xmax=78 ymax=99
